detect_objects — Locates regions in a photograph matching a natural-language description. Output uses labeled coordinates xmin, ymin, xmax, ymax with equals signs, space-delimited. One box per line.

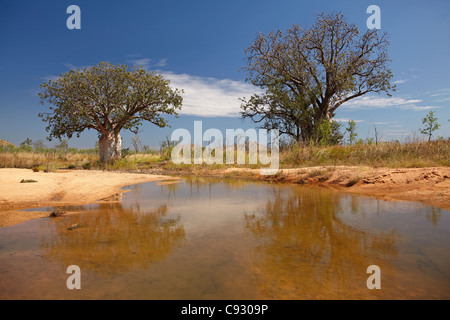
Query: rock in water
xmin=67 ymin=223 xmax=80 ymax=230
xmin=49 ymin=209 xmax=66 ymax=218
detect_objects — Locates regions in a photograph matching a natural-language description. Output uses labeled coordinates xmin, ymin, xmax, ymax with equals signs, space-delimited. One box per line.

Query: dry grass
xmin=1 ymin=139 xmax=448 ymax=172
xmin=279 ymin=139 xmax=450 ymax=168
xmin=0 ymin=151 xmax=97 ymax=170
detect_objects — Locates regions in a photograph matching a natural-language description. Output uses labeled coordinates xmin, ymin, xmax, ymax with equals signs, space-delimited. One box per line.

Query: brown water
xmin=0 ymin=177 xmax=449 ymax=299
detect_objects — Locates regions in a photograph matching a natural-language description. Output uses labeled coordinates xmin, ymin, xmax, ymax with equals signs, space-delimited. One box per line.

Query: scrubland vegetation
xmin=1 ymin=137 xmax=448 ymax=173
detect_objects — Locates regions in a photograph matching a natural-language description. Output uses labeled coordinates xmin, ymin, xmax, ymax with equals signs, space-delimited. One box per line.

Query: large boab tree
xmin=39 ymin=62 xmax=183 ymax=163
xmin=241 ymin=12 xmax=395 ymax=143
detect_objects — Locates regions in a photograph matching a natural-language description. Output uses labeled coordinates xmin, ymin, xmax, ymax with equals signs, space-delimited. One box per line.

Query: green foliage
xmin=20 ymin=138 xmax=33 ymax=152
xmin=315 ymin=119 xmax=342 ymax=146
xmin=82 ymin=162 xmax=91 ymax=170
xmin=241 ymin=12 xmax=394 ymax=143
xmin=55 ymin=139 xmax=69 ymax=153
xmin=39 ymin=62 xmax=183 ymax=141
xmin=419 ymin=110 xmax=440 ymax=142
xmin=160 ymin=136 xmax=177 ymax=160
xmin=346 ymin=120 xmax=358 ymax=145
xmin=121 ymin=148 xmax=131 ymax=158
xmin=33 ymin=139 xmax=46 ymax=151
xmin=38 ymin=62 xmax=183 ymax=163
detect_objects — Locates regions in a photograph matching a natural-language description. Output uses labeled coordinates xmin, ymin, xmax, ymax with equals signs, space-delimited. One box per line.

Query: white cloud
xmin=392 ymin=79 xmax=408 ymax=84
xmin=41 ymin=75 xmax=60 ymax=81
xmin=431 ymin=93 xmax=449 ymax=97
xmin=333 ymin=118 xmax=364 ymax=123
xmin=63 ymin=63 xmax=77 ymax=70
xmin=368 ymin=121 xmax=397 ymax=125
xmin=127 ymin=57 xmax=168 ymax=69
xmin=163 ymin=72 xmax=262 ymax=117
xmin=130 ymin=58 xmax=151 ymax=68
xmin=341 ymin=96 xmax=439 ymax=112
xmin=154 ymin=58 xmax=168 ymax=67
xmin=433 ymin=97 xmax=450 ymax=103
xmin=425 ymin=88 xmax=450 ymax=97
xmin=63 ymin=62 xmax=91 ymax=71
xmin=382 ymin=129 xmax=413 ymax=136
xmin=400 ymin=105 xmax=437 ymax=111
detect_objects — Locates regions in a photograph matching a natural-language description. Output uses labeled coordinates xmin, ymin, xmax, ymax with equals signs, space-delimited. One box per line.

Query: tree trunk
xmin=99 ymin=131 xmax=122 ymax=163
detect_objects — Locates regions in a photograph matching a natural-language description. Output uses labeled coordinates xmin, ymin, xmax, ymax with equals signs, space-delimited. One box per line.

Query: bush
xmin=20 ymin=179 xmax=37 ymax=183
xmin=82 ymin=162 xmax=91 ymax=170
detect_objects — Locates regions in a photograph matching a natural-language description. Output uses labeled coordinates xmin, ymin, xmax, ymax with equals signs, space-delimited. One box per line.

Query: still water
xmin=0 ymin=177 xmax=449 ymax=299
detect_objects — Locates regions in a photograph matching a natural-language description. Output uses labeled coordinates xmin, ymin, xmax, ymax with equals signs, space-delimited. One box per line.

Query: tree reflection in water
xmin=40 ymin=201 xmax=185 ymax=278
xmin=244 ymin=186 xmax=399 ymax=299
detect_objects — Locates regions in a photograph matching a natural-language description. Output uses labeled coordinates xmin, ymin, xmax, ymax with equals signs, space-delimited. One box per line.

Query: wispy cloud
xmin=368 ymin=121 xmax=397 ymax=125
xmin=333 ymin=118 xmax=364 ymax=123
xmin=392 ymin=79 xmax=408 ymax=85
xmin=63 ymin=63 xmax=76 ymax=69
xmin=426 ymin=88 xmax=450 ymax=102
xmin=63 ymin=62 xmax=92 ymax=71
xmin=431 ymin=93 xmax=449 ymax=97
xmin=41 ymin=75 xmax=60 ymax=81
xmin=126 ymin=56 xmax=168 ymax=69
xmin=162 ymin=72 xmax=262 ymax=117
xmin=433 ymin=97 xmax=450 ymax=103
xmin=382 ymin=129 xmax=413 ymax=136
xmin=341 ymin=96 xmax=439 ymax=111
xmin=425 ymin=88 xmax=450 ymax=96
xmin=153 ymin=58 xmax=167 ymax=67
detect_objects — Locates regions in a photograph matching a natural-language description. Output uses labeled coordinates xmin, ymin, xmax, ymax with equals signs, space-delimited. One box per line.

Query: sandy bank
xmin=222 ymin=166 xmax=450 ymax=211
xmin=0 ymin=169 xmax=179 ymax=227
xmin=1 ymin=166 xmax=449 ymax=228
xmin=143 ymin=165 xmax=449 ymax=211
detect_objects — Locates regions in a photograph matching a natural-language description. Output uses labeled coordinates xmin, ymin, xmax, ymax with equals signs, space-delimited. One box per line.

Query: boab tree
xmin=241 ymin=12 xmax=395 ymax=144
xmin=39 ymin=62 xmax=183 ymax=162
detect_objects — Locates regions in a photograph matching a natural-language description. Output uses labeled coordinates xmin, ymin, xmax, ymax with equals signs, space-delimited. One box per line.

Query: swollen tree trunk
xmin=99 ymin=131 xmax=122 ymax=163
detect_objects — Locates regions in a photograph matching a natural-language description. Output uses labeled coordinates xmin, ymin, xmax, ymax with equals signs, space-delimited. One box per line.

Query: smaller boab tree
xmin=39 ymin=62 xmax=183 ymax=163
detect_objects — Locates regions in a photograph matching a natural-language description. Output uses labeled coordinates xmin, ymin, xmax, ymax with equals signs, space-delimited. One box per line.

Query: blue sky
xmin=0 ymin=0 xmax=449 ymax=149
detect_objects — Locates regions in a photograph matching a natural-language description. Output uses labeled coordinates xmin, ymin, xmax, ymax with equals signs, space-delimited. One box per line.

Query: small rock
xmin=67 ymin=223 xmax=80 ymax=231
xmin=49 ymin=209 xmax=66 ymax=218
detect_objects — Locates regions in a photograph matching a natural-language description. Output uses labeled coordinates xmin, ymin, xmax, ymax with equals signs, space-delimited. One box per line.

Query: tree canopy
xmin=38 ymin=62 xmax=183 ymax=162
xmin=241 ymin=12 xmax=395 ymax=144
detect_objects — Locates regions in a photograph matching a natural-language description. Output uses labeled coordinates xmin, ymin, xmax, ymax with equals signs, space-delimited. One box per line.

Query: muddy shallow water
xmin=0 ymin=177 xmax=449 ymax=299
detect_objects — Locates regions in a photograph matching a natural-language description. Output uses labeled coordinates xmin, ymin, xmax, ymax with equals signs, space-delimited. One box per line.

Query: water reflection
xmin=0 ymin=177 xmax=449 ymax=299
xmin=41 ymin=201 xmax=185 ymax=277
xmin=244 ymin=186 xmax=399 ymax=299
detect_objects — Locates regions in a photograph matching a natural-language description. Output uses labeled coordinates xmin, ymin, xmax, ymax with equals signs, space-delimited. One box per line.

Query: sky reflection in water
xmin=0 ymin=177 xmax=449 ymax=299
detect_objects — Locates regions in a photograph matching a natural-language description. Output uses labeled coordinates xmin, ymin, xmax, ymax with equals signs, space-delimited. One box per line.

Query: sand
xmin=0 ymin=166 xmax=449 ymax=228
xmin=0 ymin=169 xmax=179 ymax=227
xmin=223 ymin=166 xmax=450 ymax=211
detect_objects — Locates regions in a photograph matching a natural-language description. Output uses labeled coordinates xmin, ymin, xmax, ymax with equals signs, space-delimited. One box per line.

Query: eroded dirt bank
xmin=225 ymin=166 xmax=450 ymax=211
xmin=148 ymin=166 xmax=450 ymax=211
